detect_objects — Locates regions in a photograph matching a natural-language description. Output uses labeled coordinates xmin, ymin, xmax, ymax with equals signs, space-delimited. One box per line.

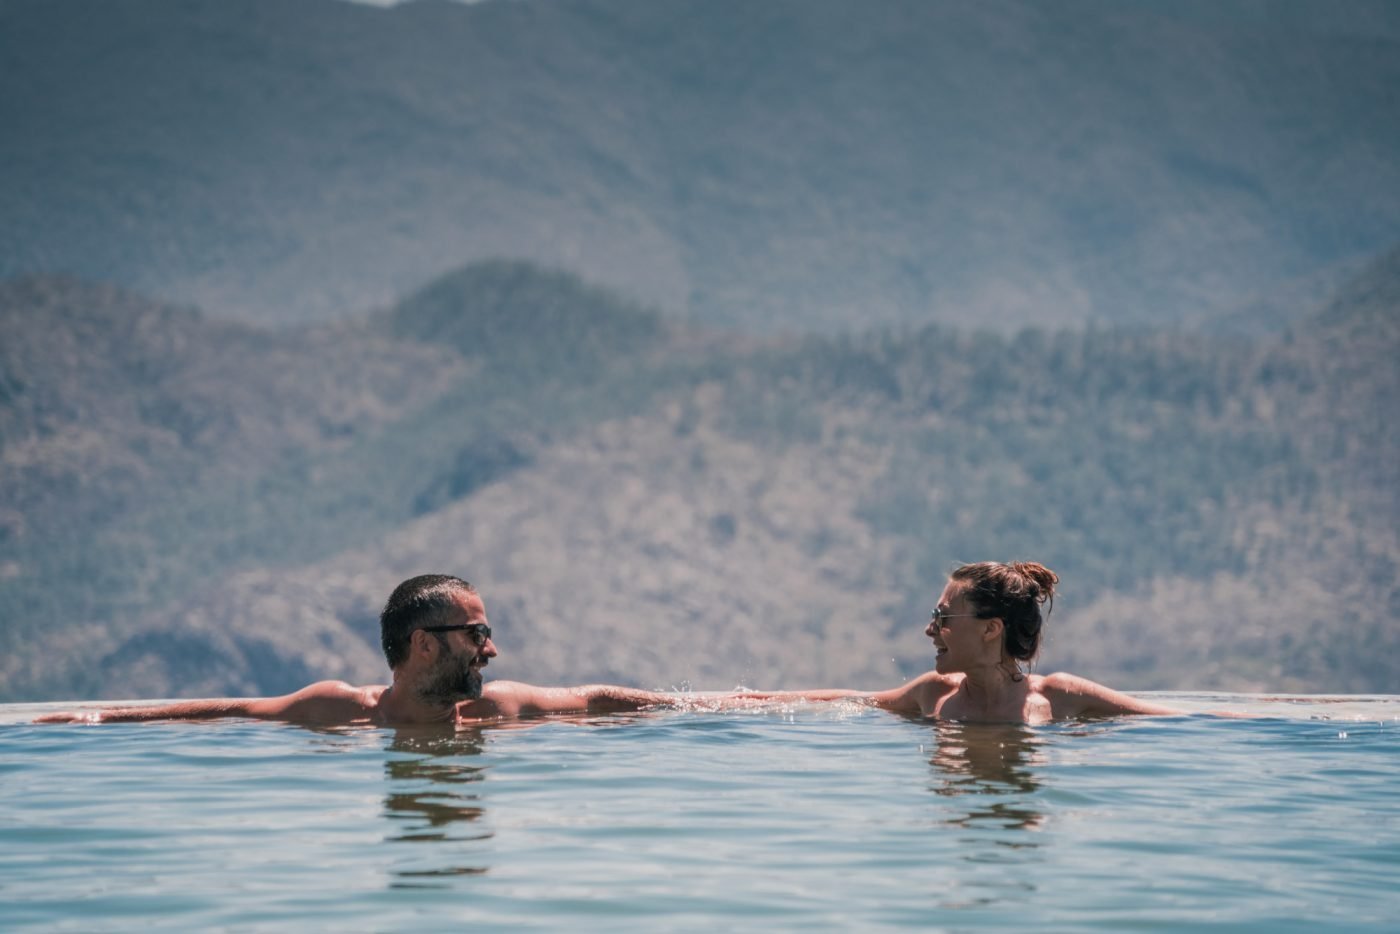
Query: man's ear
xmin=410 ymin=628 xmax=438 ymax=661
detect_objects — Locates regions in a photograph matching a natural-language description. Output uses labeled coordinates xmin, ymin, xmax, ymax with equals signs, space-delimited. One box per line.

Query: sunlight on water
xmin=2 ymin=695 xmax=1398 ymax=930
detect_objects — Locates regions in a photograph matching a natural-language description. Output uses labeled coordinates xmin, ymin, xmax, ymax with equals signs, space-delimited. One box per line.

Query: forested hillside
xmin=3 ymin=0 xmax=1399 ymax=331
xmin=1 ymin=252 xmax=1395 ymax=701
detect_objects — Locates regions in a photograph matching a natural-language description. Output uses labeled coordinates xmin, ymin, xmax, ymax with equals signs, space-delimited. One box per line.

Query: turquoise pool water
xmin=3 ymin=694 xmax=1398 ymax=931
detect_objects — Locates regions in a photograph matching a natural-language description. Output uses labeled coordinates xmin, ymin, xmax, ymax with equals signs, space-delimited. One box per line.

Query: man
xmin=36 ymin=574 xmax=675 ymax=726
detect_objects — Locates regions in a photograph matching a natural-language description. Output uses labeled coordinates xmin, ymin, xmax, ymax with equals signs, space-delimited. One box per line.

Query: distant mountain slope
xmin=0 ymin=275 xmax=458 ymax=540
xmin=1 ymin=252 xmax=1395 ymax=701
xmin=3 ymin=0 xmax=1398 ymax=331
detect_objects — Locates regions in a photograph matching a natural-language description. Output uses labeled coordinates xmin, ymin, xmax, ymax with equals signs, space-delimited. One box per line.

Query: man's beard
xmin=417 ymin=650 xmax=484 ymax=705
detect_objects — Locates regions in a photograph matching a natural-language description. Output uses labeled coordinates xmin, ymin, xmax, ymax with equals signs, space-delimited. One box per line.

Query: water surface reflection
xmin=926 ymin=721 xmax=1047 ymax=833
xmin=382 ymin=726 xmax=491 ymax=885
xmin=922 ymin=721 xmax=1049 ymax=910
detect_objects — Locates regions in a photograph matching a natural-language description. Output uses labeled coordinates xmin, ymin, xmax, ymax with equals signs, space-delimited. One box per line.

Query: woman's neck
xmin=957 ymin=659 xmax=1025 ymax=713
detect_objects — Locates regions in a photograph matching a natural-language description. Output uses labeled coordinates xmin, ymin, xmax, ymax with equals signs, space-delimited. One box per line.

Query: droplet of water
xmin=1337 ymin=731 xmax=1348 ymax=739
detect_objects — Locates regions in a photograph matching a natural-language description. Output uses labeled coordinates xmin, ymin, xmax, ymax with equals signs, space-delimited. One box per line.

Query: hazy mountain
xmin=3 ymin=0 xmax=1399 ymax=332
xmin=1 ymin=248 xmax=1394 ymax=701
xmin=0 ymin=276 xmax=458 ymax=520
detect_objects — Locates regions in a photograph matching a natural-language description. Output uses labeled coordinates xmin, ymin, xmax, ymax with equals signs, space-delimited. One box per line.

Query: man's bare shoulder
xmin=479 ymin=680 xmax=532 ymax=702
xmin=293 ymin=680 xmax=385 ymax=703
xmin=455 ymin=681 xmax=527 ymax=721
xmin=249 ymin=680 xmax=388 ymax=723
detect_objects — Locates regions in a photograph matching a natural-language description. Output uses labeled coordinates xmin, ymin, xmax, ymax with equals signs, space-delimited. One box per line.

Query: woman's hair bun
xmin=1010 ymin=561 xmax=1058 ymax=605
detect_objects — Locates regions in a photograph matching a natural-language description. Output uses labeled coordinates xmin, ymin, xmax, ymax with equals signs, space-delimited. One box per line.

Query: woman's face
xmin=927 ymin=580 xmax=991 ymax=673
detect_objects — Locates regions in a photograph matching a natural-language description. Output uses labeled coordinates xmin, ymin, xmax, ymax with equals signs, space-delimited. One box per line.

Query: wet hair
xmin=949 ymin=561 xmax=1058 ymax=667
xmin=380 ymin=574 xmax=477 ymax=669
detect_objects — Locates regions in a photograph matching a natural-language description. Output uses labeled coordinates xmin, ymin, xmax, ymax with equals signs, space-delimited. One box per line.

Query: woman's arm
xmin=1040 ymin=672 xmax=1183 ymax=718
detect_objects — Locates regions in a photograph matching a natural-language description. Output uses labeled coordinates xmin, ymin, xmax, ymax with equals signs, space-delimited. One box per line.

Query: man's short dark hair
xmin=380 ymin=574 xmax=477 ymax=669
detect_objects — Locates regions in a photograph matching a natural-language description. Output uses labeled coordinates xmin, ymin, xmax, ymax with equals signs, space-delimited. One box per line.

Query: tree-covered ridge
xmin=379 ymin=260 xmax=667 ymax=363
xmin=698 ymin=262 xmax=1398 ymax=689
xmin=0 ymin=252 xmax=1395 ymax=701
xmin=0 ymin=275 xmax=459 ymax=546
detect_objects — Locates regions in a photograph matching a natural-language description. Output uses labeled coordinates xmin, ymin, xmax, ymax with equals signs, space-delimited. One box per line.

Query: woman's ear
xmin=982 ymin=617 xmax=1004 ymax=644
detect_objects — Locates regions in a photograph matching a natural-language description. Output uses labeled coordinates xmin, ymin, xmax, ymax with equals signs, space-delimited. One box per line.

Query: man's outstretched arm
xmin=463 ymin=681 xmax=678 ymax=720
xmin=37 ymin=699 xmax=262 ymax=724
xmin=33 ymin=681 xmax=377 ymax=725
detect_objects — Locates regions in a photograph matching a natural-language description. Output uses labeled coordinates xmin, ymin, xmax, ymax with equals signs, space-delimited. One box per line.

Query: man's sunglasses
xmin=419 ymin=623 xmax=493 ymax=646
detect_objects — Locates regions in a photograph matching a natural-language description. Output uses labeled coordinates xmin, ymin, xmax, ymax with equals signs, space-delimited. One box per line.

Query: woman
xmin=750 ymin=561 xmax=1180 ymax=723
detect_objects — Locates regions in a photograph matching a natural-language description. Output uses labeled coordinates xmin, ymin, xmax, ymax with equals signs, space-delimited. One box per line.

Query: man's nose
xmin=481 ymin=638 xmax=499 ymax=658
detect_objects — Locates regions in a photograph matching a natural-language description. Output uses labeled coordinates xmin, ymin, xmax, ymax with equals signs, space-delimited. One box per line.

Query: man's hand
xmin=33 ymin=710 xmax=106 ymax=724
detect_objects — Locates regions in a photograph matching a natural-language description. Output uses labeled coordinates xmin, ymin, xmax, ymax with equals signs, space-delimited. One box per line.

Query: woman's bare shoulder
xmin=871 ymin=670 xmax=961 ymax=712
xmin=1034 ymin=672 xmax=1182 ymax=718
xmin=918 ymin=670 xmax=964 ymax=690
xmin=1032 ymin=671 xmax=1086 ymax=693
